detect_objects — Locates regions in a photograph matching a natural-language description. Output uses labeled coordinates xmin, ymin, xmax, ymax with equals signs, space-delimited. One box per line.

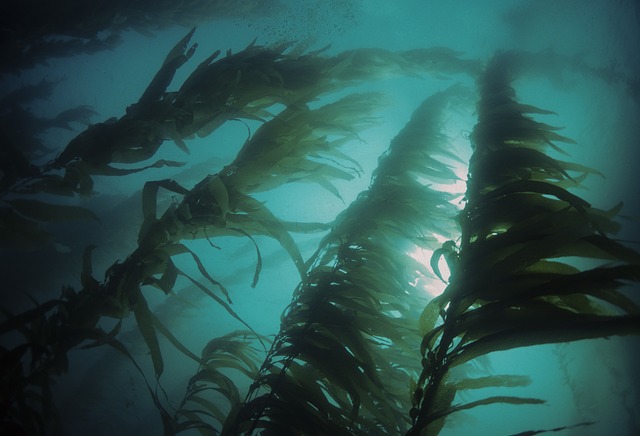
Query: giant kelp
xmin=0 ymin=82 xmax=387 ymax=434
xmin=208 ymin=86 xmax=466 ymax=435
xmin=407 ymin=53 xmax=640 ymax=436
xmin=1 ymin=7 xmax=639 ymax=436
xmin=0 ymin=31 xmax=398 ymax=433
xmin=0 ymin=27 xmax=480 ymax=253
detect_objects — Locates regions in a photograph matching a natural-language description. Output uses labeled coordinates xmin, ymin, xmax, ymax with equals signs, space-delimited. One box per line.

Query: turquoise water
xmin=1 ymin=1 xmax=639 ymax=435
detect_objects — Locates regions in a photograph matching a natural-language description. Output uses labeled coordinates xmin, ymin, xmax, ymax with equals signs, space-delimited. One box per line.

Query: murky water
xmin=1 ymin=1 xmax=639 ymax=435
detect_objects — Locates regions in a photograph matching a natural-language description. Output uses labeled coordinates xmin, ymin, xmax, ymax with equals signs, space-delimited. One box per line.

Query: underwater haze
xmin=1 ymin=0 xmax=639 ymax=435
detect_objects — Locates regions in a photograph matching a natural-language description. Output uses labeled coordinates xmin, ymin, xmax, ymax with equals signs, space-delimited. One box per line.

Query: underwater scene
xmin=1 ymin=0 xmax=640 ymax=435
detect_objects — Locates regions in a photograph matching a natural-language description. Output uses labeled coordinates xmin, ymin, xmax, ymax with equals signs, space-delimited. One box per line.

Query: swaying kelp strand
xmin=407 ymin=52 xmax=640 ymax=436
xmin=1 ymin=27 xmax=481 ymax=253
xmin=1 ymin=34 xmax=399 ymax=432
xmin=224 ymin=86 xmax=466 ymax=435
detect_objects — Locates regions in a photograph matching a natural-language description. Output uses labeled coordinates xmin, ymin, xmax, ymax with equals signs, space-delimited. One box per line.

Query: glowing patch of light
xmin=412 ymin=157 xmax=469 ymax=208
xmin=408 ymin=245 xmax=452 ymax=298
xmin=407 ymin=142 xmax=467 ymax=297
xmin=407 ymin=154 xmax=466 ymax=298
xmin=430 ymin=158 xmax=469 ymax=203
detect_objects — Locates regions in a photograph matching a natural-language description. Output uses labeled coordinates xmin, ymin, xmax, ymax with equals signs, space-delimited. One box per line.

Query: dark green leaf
xmin=132 ymin=290 xmax=164 ymax=378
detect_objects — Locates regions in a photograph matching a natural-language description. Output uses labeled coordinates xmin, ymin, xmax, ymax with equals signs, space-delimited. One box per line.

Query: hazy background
xmin=1 ymin=1 xmax=639 ymax=434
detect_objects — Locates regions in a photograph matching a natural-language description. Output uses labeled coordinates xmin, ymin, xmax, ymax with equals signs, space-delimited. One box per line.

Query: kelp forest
xmin=1 ymin=1 xmax=639 ymax=435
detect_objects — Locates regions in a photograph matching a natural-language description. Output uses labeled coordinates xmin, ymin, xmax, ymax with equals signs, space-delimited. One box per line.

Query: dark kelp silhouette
xmin=406 ymin=53 xmax=640 ymax=436
xmin=0 ymin=32 xmax=395 ymax=432
xmin=0 ymin=94 xmax=384 ymax=435
xmin=1 ymin=27 xmax=479 ymax=253
xmin=215 ymin=86 xmax=467 ymax=435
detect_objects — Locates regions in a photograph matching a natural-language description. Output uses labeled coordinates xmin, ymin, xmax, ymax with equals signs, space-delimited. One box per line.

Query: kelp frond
xmin=0 ymin=39 xmax=393 ymax=432
xmin=407 ymin=52 xmax=640 ymax=436
xmin=2 ymin=28 xmax=481 ymax=251
xmin=226 ymin=86 xmax=466 ymax=435
xmin=174 ymin=330 xmax=268 ymax=434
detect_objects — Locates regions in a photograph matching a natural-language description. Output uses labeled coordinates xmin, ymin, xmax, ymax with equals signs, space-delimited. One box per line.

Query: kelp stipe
xmin=172 ymin=330 xmax=269 ymax=434
xmin=220 ymin=86 xmax=467 ymax=435
xmin=407 ymin=53 xmax=640 ymax=436
xmin=0 ymin=22 xmax=484 ymax=432
xmin=0 ymin=88 xmax=387 ymax=435
xmin=1 ymin=31 xmax=392 ymax=429
xmin=1 ymin=28 xmax=478 ymax=253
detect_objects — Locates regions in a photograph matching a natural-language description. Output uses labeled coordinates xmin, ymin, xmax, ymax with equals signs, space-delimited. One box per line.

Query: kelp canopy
xmin=1 ymin=1 xmax=639 ymax=435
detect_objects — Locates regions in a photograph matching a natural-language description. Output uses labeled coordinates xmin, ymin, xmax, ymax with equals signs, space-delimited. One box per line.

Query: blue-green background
xmin=1 ymin=1 xmax=639 ymax=434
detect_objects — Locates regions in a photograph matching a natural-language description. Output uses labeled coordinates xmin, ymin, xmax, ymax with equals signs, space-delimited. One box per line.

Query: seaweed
xmin=222 ymin=86 xmax=466 ymax=435
xmin=0 ymin=7 xmax=639 ymax=435
xmin=1 ymin=27 xmax=481 ymax=252
xmin=406 ymin=52 xmax=640 ymax=436
xmin=0 ymin=33 xmax=393 ymax=433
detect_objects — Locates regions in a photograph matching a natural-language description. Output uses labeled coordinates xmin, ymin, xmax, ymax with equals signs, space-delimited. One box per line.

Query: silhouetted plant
xmin=407 ymin=52 xmax=640 ymax=436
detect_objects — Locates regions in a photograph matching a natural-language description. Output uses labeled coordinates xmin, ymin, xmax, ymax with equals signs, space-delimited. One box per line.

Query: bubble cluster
xmin=237 ymin=0 xmax=363 ymax=50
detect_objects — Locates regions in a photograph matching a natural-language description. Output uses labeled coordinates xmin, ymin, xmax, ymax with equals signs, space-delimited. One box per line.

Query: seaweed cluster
xmin=1 ymin=6 xmax=639 ymax=436
xmin=1 ymin=28 xmax=480 ymax=251
xmin=407 ymin=53 xmax=640 ymax=435
xmin=0 ymin=27 xmax=479 ymax=434
xmin=220 ymin=86 xmax=466 ymax=435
